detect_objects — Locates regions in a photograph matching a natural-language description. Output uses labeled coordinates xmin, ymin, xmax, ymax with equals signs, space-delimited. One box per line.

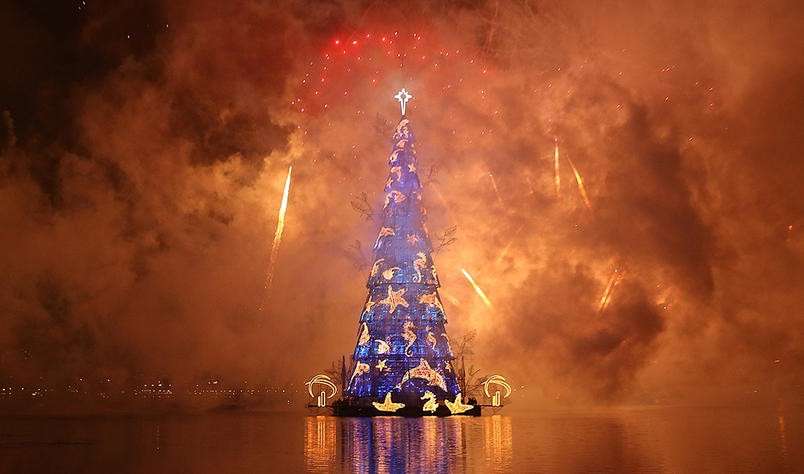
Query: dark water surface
xmin=1 ymin=407 xmax=801 ymax=473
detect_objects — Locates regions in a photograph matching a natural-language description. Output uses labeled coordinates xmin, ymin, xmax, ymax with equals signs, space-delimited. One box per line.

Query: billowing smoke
xmin=1 ymin=0 xmax=802 ymax=407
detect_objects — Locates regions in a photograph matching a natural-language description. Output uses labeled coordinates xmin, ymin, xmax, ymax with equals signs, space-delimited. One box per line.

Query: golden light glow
xmin=568 ymin=158 xmax=592 ymax=210
xmin=305 ymin=374 xmax=338 ymax=407
xmin=380 ymin=286 xmax=409 ymax=313
xmin=445 ymin=393 xmax=474 ymax=414
xmin=375 ymin=226 xmax=395 ymax=248
xmin=372 ymin=391 xmax=405 ymax=412
xmin=482 ymin=375 xmax=512 ymax=407
xmin=418 ymin=292 xmax=444 ymax=312
xmin=483 ymin=415 xmax=513 ymax=468
xmin=382 ymin=266 xmax=401 ymax=280
xmin=461 ymin=268 xmax=493 ymax=308
xmin=402 ymin=320 xmax=417 ymax=356
xmin=370 ymin=258 xmax=385 ymax=277
xmin=376 ymin=339 xmax=390 ymax=354
xmin=349 ymin=362 xmax=370 ymax=387
xmin=358 ymin=322 xmax=371 ymax=345
xmin=396 ymin=358 xmax=447 ymax=392
xmin=598 ymin=268 xmax=623 ymax=315
xmin=426 ymin=329 xmax=437 ymax=350
xmin=421 ymin=391 xmax=438 ymax=412
xmin=304 ymin=416 xmax=336 ymax=471
xmin=265 ymin=165 xmax=293 ymax=291
xmin=413 ymin=252 xmax=428 ymax=282
xmin=553 ymin=142 xmax=561 ymax=196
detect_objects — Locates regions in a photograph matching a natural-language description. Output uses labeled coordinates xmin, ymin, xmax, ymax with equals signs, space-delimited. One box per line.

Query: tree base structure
xmin=329 ymin=398 xmax=482 ymax=417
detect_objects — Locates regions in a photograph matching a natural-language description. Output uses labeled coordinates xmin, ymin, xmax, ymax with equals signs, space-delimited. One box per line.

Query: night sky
xmin=1 ymin=0 xmax=803 ymax=407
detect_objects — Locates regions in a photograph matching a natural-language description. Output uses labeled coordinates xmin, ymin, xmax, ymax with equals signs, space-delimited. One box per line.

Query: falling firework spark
xmin=525 ymin=174 xmax=536 ymax=195
xmin=598 ymin=268 xmax=623 ymax=315
xmin=440 ymin=289 xmax=461 ymax=306
xmin=460 ymin=268 xmax=493 ymax=308
xmin=265 ymin=165 xmax=293 ymax=291
xmin=488 ymin=171 xmax=503 ymax=206
xmin=495 ymin=223 xmax=525 ymax=264
xmin=553 ymin=141 xmax=561 ymax=197
xmin=430 ymin=183 xmax=456 ymax=224
xmin=568 ymin=158 xmax=592 ymax=210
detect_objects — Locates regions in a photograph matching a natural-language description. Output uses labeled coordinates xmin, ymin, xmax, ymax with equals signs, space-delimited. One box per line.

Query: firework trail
xmin=525 ymin=174 xmax=536 ymax=195
xmin=265 ymin=165 xmax=293 ymax=291
xmin=568 ymin=158 xmax=592 ymax=210
xmin=598 ymin=268 xmax=623 ymax=315
xmin=430 ymin=183 xmax=456 ymax=224
xmin=488 ymin=171 xmax=504 ymax=206
xmin=495 ymin=223 xmax=526 ymax=264
xmin=461 ymin=268 xmax=493 ymax=308
xmin=440 ymin=289 xmax=461 ymax=306
xmin=553 ymin=141 xmax=561 ymax=197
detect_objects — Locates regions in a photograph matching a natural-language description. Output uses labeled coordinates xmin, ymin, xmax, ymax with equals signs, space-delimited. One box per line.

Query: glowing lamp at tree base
xmin=305 ymin=374 xmax=338 ymax=408
xmin=482 ymin=375 xmax=512 ymax=407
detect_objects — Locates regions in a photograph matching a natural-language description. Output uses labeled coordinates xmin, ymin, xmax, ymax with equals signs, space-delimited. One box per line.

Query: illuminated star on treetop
xmin=394 ymin=88 xmax=413 ymax=116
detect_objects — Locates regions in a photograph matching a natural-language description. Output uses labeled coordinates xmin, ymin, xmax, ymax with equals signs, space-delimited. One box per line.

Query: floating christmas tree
xmin=344 ymin=89 xmax=464 ymax=411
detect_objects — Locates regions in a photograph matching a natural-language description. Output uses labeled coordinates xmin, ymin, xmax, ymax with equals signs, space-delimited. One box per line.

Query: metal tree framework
xmin=345 ymin=91 xmax=462 ymax=409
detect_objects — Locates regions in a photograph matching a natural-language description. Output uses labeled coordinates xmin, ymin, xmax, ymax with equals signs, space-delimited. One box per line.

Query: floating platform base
xmin=324 ymin=399 xmax=482 ymax=417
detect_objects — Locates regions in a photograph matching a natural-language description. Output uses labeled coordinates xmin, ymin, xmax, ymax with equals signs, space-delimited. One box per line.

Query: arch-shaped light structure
xmin=305 ymin=374 xmax=338 ymax=407
xmin=482 ymin=375 xmax=512 ymax=406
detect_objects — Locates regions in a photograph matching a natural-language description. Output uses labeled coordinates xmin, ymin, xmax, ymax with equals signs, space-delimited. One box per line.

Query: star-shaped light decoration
xmin=364 ymin=298 xmax=376 ymax=313
xmin=406 ymin=233 xmax=420 ymax=246
xmin=408 ymin=163 xmax=416 ymax=173
xmin=380 ymin=286 xmax=409 ymax=314
xmin=376 ymin=359 xmax=388 ymax=371
xmin=372 ymin=392 xmax=405 ymax=412
xmin=445 ymin=393 xmax=474 ymax=415
xmin=394 ymin=88 xmax=413 ymax=116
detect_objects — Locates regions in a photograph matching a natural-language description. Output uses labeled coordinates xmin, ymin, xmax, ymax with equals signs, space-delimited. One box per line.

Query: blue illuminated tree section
xmin=345 ymin=112 xmax=461 ymax=405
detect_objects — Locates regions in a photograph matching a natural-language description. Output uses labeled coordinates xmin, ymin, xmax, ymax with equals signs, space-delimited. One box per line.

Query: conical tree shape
xmin=345 ymin=116 xmax=461 ymax=405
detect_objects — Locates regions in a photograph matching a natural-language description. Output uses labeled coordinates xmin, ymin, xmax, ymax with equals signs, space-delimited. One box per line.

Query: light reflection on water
xmin=306 ymin=415 xmax=511 ymax=473
xmin=0 ymin=407 xmax=800 ymax=473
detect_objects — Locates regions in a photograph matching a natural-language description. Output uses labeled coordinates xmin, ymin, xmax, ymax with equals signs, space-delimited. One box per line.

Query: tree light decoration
xmin=445 ymin=393 xmax=474 ymax=414
xmin=372 ymin=392 xmax=406 ymax=412
xmin=421 ymin=391 xmax=439 ymax=412
xmin=345 ymin=92 xmax=463 ymax=407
